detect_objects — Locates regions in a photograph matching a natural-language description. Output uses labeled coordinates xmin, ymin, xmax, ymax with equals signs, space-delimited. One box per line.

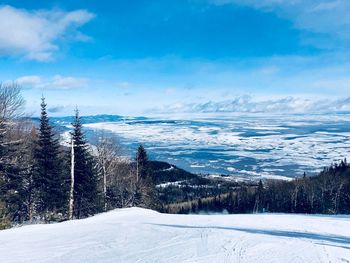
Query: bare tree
xmin=0 ymin=83 xmax=25 ymax=164
xmin=94 ymin=134 xmax=153 ymax=210
xmin=110 ymin=162 xmax=137 ymax=208
xmin=0 ymin=83 xmax=39 ymax=225
xmin=0 ymin=82 xmax=25 ymax=121
xmin=95 ymin=134 xmax=123 ymax=211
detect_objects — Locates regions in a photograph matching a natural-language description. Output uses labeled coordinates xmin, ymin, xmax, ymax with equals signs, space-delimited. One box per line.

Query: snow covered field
xmin=82 ymin=113 xmax=350 ymax=180
xmin=1 ymin=208 xmax=350 ymax=263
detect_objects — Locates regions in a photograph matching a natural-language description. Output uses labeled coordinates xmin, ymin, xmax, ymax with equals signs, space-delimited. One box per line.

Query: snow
xmin=83 ymin=113 xmax=350 ymax=179
xmin=1 ymin=208 xmax=350 ymax=262
xmin=156 ymin=180 xmax=186 ymax=188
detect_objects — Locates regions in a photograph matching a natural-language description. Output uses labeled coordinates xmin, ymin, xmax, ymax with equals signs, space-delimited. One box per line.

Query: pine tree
xmin=136 ymin=144 xmax=148 ymax=180
xmin=254 ymin=180 xmax=264 ymax=213
xmin=133 ymin=145 xmax=158 ymax=208
xmin=34 ymin=97 xmax=66 ymax=218
xmin=71 ymin=109 xmax=99 ymax=218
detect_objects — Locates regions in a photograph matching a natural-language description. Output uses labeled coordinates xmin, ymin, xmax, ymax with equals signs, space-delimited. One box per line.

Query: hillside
xmin=0 ymin=208 xmax=349 ymax=262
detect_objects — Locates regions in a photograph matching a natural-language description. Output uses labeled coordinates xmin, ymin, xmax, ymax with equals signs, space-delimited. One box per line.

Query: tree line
xmin=163 ymin=160 xmax=350 ymax=215
xmin=0 ymin=83 xmax=156 ymax=229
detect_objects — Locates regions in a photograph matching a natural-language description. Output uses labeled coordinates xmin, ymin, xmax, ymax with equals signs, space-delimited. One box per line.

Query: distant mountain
xmin=32 ymin=114 xmax=148 ymax=126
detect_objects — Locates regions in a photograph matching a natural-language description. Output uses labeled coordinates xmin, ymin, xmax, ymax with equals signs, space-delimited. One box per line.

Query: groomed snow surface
xmin=1 ymin=208 xmax=350 ymax=263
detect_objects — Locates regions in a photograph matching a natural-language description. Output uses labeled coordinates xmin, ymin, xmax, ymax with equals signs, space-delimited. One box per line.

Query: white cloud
xmin=0 ymin=5 xmax=94 ymax=61
xmin=155 ymin=95 xmax=350 ymax=114
xmin=15 ymin=75 xmax=88 ymax=89
xmin=16 ymin=75 xmax=42 ymax=86
xmin=208 ymin=0 xmax=350 ymax=47
xmin=50 ymin=75 xmax=88 ymax=89
xmin=47 ymin=105 xmax=65 ymax=113
xmin=312 ymin=1 xmax=340 ymax=11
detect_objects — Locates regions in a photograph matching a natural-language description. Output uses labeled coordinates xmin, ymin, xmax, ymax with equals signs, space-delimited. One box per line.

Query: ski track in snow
xmin=1 ymin=208 xmax=350 ymax=262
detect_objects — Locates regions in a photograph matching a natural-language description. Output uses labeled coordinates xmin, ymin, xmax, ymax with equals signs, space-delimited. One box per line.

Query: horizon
xmin=30 ymin=110 xmax=350 ymax=119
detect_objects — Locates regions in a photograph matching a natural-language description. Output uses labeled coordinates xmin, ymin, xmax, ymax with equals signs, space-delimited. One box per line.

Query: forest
xmin=0 ymin=83 xmax=157 ymax=229
xmin=162 ymin=160 xmax=350 ymax=215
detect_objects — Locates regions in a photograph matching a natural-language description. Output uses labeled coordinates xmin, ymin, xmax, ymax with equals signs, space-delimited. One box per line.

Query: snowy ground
xmin=1 ymin=208 xmax=350 ymax=263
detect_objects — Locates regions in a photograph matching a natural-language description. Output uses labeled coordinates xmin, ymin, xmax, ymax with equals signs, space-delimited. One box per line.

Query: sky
xmin=1 ymin=0 xmax=350 ymax=116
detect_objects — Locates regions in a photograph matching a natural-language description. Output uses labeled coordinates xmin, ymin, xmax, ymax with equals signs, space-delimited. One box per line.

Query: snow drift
xmin=0 ymin=208 xmax=350 ymax=262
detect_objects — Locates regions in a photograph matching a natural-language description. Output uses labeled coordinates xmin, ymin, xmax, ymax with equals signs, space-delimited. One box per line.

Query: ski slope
xmin=0 ymin=208 xmax=350 ymax=262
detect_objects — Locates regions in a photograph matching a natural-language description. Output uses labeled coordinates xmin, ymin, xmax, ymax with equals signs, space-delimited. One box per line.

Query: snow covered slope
xmin=1 ymin=208 xmax=350 ymax=262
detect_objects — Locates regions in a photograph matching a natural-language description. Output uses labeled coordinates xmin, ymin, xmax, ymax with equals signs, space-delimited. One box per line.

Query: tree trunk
xmin=103 ymin=164 xmax=107 ymax=212
xmin=69 ymin=139 xmax=75 ymax=220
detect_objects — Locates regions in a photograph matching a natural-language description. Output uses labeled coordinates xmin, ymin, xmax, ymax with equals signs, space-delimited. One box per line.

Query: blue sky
xmin=1 ymin=0 xmax=350 ymax=115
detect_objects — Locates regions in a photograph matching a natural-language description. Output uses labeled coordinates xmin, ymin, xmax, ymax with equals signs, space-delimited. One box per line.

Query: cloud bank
xmin=155 ymin=95 xmax=350 ymax=114
xmin=0 ymin=5 xmax=94 ymax=61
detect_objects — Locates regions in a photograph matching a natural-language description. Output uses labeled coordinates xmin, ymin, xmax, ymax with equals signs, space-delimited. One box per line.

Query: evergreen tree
xmin=136 ymin=144 xmax=148 ymax=180
xmin=71 ymin=109 xmax=99 ymax=218
xmin=133 ymin=145 xmax=159 ymax=208
xmin=34 ymin=97 xmax=66 ymax=217
xmin=254 ymin=180 xmax=264 ymax=213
